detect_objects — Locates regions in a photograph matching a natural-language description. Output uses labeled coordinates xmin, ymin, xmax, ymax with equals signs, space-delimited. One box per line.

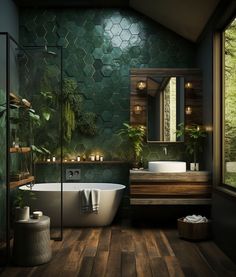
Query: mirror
xmin=147 ymin=76 xmax=185 ymax=142
xmin=130 ymin=68 xmax=202 ymax=143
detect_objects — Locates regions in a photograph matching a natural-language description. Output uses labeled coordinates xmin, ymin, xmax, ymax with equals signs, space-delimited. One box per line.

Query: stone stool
xmin=13 ymin=215 xmax=52 ymax=266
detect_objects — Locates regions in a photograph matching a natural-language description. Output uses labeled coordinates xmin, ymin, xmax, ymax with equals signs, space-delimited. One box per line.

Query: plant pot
xmin=190 ymin=163 xmax=199 ymax=171
xmin=15 ymin=206 xmax=30 ymax=221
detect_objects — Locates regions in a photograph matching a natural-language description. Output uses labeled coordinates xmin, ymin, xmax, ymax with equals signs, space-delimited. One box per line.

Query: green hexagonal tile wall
xmin=20 ymin=8 xmax=195 ymax=184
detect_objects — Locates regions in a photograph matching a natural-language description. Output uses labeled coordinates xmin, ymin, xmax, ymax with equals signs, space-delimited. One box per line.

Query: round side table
xmin=13 ymin=215 xmax=52 ymax=266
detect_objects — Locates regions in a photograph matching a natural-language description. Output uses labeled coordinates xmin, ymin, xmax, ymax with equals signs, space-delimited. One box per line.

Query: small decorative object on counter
xmin=95 ymin=154 xmax=100 ymax=161
xmin=15 ymin=206 xmax=30 ymax=221
xmin=82 ymin=154 xmax=86 ymax=161
xmin=190 ymin=162 xmax=199 ymax=171
xmin=46 ymin=158 xmax=51 ymax=162
xmin=100 ymin=155 xmax=104 ymax=162
xmin=52 ymin=156 xmax=56 ymax=162
xmin=77 ymin=155 xmax=81 ymax=162
xmin=90 ymin=154 xmax=95 ymax=161
xmin=32 ymin=211 xmax=43 ymax=219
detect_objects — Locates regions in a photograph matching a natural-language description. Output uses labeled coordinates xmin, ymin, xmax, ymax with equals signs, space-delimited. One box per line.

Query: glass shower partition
xmin=19 ymin=46 xmax=63 ymax=240
xmin=0 ymin=33 xmax=8 ymax=267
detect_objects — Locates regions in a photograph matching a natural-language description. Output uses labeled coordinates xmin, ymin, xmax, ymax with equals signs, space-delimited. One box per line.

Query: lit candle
xmin=185 ymin=82 xmax=192 ymax=89
xmin=52 ymin=156 xmax=56 ymax=162
xmin=64 ymin=159 xmax=68 ymax=162
xmin=185 ymin=106 xmax=192 ymax=115
xmin=95 ymin=154 xmax=100 ymax=161
xmin=77 ymin=156 xmax=81 ymax=162
xmin=71 ymin=159 xmax=75 ymax=162
xmin=90 ymin=155 xmax=95 ymax=161
xmin=100 ymin=156 xmax=104 ymax=162
xmin=46 ymin=158 xmax=51 ymax=162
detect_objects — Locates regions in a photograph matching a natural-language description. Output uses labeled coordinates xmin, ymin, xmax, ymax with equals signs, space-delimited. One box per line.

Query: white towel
xmin=80 ymin=189 xmax=101 ymax=213
xmin=91 ymin=189 xmax=100 ymax=213
xmin=183 ymin=214 xmax=208 ymax=223
xmin=80 ymin=189 xmax=91 ymax=213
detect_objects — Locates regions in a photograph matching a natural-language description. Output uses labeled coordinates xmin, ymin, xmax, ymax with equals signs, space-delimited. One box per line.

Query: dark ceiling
xmin=13 ymin=0 xmax=129 ymax=7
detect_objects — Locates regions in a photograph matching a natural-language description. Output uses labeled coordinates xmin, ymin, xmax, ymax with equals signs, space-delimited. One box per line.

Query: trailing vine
xmin=63 ymin=78 xmax=97 ymax=142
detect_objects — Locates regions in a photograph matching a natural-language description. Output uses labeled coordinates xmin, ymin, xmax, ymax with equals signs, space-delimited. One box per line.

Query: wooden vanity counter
xmin=130 ymin=170 xmax=212 ymax=205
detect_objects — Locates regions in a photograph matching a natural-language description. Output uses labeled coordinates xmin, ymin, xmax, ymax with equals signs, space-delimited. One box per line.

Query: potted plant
xmin=118 ymin=123 xmax=146 ymax=169
xmin=14 ymin=189 xmax=36 ymax=221
xmin=176 ymin=123 xmax=207 ymax=170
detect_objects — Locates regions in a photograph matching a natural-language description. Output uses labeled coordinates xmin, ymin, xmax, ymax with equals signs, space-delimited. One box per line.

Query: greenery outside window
xmin=222 ymin=17 xmax=236 ymax=189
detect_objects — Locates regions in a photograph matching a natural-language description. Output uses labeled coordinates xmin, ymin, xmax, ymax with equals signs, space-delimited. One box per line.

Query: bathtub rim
xmin=19 ymin=182 xmax=126 ymax=192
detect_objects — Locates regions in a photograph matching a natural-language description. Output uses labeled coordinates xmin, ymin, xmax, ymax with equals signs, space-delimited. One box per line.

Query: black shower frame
xmin=0 ymin=32 xmax=63 ymax=264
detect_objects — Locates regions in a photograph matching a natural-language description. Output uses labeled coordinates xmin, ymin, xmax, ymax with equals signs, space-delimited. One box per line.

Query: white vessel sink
xmin=148 ymin=161 xmax=186 ymax=173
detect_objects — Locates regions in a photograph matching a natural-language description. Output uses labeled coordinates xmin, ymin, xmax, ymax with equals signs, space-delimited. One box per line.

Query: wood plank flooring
xmin=1 ymin=219 xmax=236 ymax=277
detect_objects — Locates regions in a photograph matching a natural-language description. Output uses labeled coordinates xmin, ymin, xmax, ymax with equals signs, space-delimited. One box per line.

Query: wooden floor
xmin=1 ymin=219 xmax=236 ymax=277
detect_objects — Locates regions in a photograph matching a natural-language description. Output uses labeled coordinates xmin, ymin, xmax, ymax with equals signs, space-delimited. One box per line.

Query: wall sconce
xmin=136 ymin=80 xmax=147 ymax=91
xmin=185 ymin=82 xmax=193 ymax=89
xmin=133 ymin=104 xmax=143 ymax=114
xmin=185 ymin=106 xmax=192 ymax=115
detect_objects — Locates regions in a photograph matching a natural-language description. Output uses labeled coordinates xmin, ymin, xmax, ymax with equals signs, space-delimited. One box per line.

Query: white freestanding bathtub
xmin=20 ymin=183 xmax=125 ymax=227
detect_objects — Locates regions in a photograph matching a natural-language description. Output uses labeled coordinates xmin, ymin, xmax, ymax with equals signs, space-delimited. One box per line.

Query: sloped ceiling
xmin=14 ymin=0 xmax=220 ymax=41
xmin=130 ymin=0 xmax=220 ymax=41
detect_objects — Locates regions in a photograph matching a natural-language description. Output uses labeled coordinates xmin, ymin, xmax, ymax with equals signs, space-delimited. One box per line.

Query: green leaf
xmin=42 ymin=111 xmax=50 ymax=121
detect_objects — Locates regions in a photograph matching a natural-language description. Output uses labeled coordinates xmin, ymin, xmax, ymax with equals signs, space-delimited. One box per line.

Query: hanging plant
xmin=63 ymin=78 xmax=97 ymax=141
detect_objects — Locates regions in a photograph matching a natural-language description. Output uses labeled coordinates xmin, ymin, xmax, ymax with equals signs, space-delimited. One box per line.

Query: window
xmin=223 ymin=17 xmax=236 ymax=189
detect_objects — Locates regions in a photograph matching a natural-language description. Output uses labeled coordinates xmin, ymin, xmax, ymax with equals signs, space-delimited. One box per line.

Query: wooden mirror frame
xmin=130 ymin=68 xmax=203 ymax=143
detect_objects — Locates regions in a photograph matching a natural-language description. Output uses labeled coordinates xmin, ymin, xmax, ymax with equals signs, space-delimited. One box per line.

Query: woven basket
xmin=177 ymin=217 xmax=211 ymax=240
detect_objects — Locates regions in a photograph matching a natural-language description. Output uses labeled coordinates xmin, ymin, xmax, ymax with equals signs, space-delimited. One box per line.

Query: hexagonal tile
xmin=93 ymin=59 xmax=103 ymax=70
xmin=101 ymin=54 xmax=112 ymax=65
xmin=104 ymin=19 xmax=113 ymax=31
xmin=83 ymin=64 xmax=95 ymax=77
xmin=83 ymin=54 xmax=94 ymax=65
xmin=129 ymin=46 xmax=141 ymax=58
xmin=130 ymin=23 xmax=140 ymax=35
xmin=120 ymin=29 xmax=131 ymax=41
xmin=93 ymin=71 xmax=103 ymax=82
xmin=120 ymin=18 xmax=131 ymax=29
xmin=111 ymin=47 xmax=122 ymax=59
xmin=101 ymin=65 xmax=113 ymax=77
xmin=75 ymin=47 xmax=86 ymax=59
xmin=120 ymin=41 xmax=129 ymax=50
xmin=92 ymin=48 xmax=103 ymax=59
xmin=110 ymin=24 xmax=122 ymax=36
xmin=111 ymin=12 xmax=122 ymax=24
xmin=94 ymin=25 xmax=103 ymax=36
xmin=130 ymin=34 xmax=141 ymax=45
xmin=111 ymin=36 xmax=122 ymax=47
xmin=101 ymin=110 xmax=113 ymax=122
xmin=36 ymin=25 xmax=46 ymax=37
xmin=56 ymin=26 xmax=68 ymax=37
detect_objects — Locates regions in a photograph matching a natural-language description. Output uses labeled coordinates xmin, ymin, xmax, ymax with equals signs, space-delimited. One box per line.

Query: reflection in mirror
xmin=147 ymin=76 xmax=184 ymax=142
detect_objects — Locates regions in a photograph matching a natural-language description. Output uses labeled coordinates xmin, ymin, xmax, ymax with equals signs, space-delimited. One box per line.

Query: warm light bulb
xmin=185 ymin=82 xmax=193 ymax=89
xmin=134 ymin=104 xmax=142 ymax=114
xmin=185 ymin=106 xmax=192 ymax=115
xmin=137 ymin=81 xmax=146 ymax=90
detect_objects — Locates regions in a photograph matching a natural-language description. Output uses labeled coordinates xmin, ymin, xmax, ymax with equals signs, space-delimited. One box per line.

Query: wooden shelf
xmin=10 ymin=176 xmax=34 ymax=189
xmin=36 ymin=161 xmax=127 ymax=165
xmin=130 ymin=198 xmax=212 ymax=205
xmin=10 ymin=147 xmax=31 ymax=153
xmin=130 ymin=170 xmax=211 ymax=182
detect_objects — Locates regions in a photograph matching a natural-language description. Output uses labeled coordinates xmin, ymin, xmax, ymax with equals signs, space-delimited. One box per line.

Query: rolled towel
xmin=183 ymin=214 xmax=208 ymax=223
